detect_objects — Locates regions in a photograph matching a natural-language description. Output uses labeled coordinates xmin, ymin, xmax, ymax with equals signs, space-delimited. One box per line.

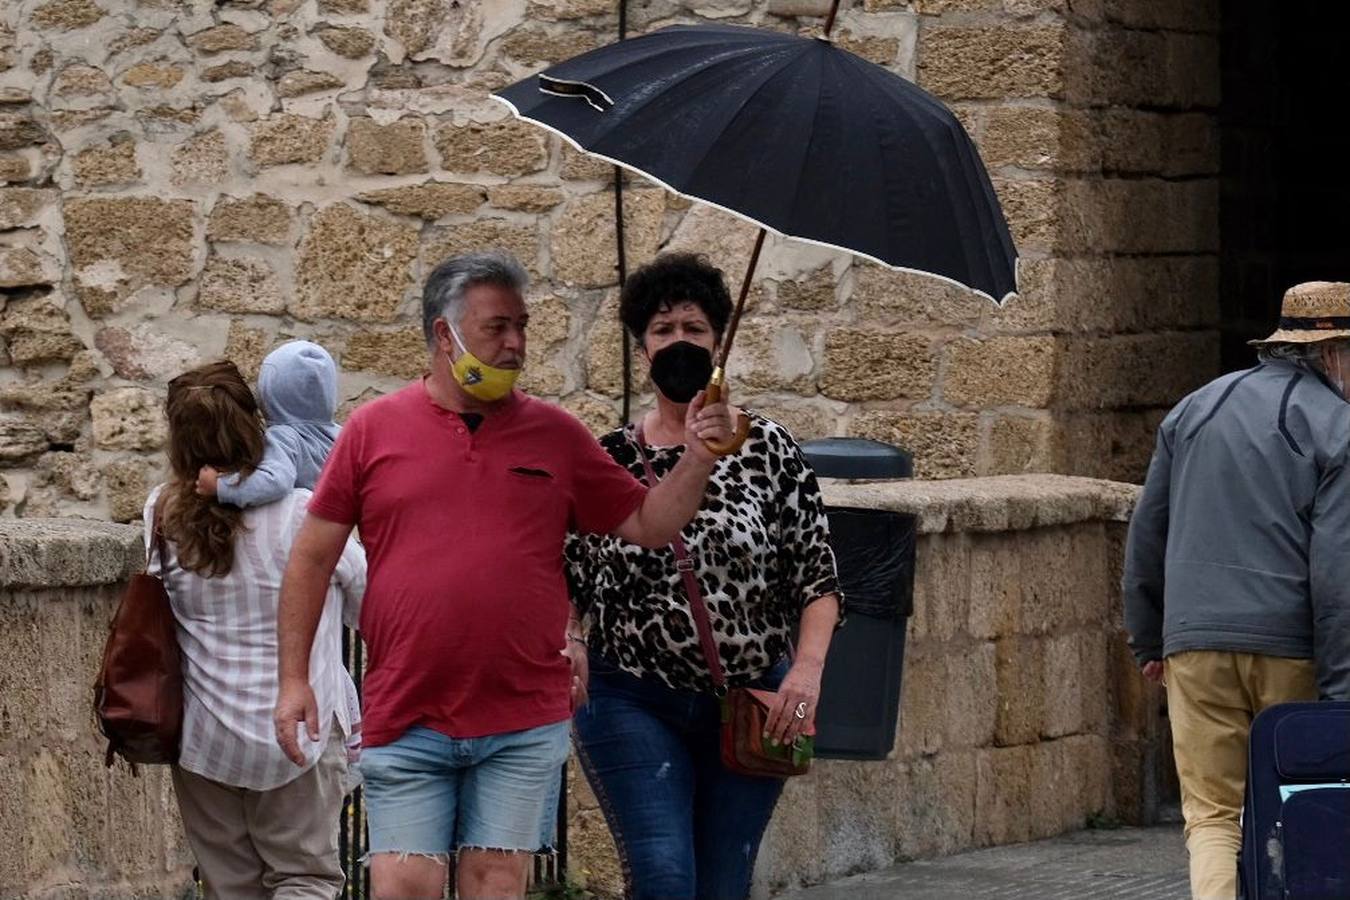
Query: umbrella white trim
xmin=538 ymin=75 xmax=614 ymax=112
xmin=491 ymin=92 xmax=1020 ymax=307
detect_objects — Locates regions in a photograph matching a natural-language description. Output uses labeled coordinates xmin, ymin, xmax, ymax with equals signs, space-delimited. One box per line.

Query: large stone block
xmin=990 ymin=176 xmax=1061 ymax=253
xmin=224 ymin=320 xmax=271 ymax=381
xmin=63 ymin=197 xmax=196 ymax=315
xmin=500 ymin=25 xmax=600 ymax=65
xmin=979 ymin=106 xmax=1099 ymax=173
xmin=1042 ymin=632 xmax=1086 ymax=738
xmin=0 ymin=187 xmax=57 ymax=230
xmin=553 ymin=189 xmax=663 ymax=287
xmin=72 ymin=139 xmax=140 ymax=187
xmin=815 ymin=762 xmax=902 ymax=876
xmin=0 ymin=248 xmax=53 ymax=288
xmin=727 ymin=321 xmax=815 ymax=394
xmin=171 ymin=129 xmax=231 ymax=186
xmin=346 ymin=117 xmax=429 ymax=175
xmin=424 ymin=219 xmax=540 ymax=276
xmin=528 ymin=0 xmax=614 ymax=20
xmin=967 ymin=534 xmax=1021 ymax=641
xmin=0 ymin=413 xmax=48 ymax=463
xmin=897 ymin=638 xmax=944 ymax=757
xmin=249 ymin=113 xmax=336 ymax=167
xmin=982 ymin=413 xmax=1054 ymax=475
xmin=30 ymin=0 xmax=105 ymax=30
xmin=943 ymin=335 xmax=1057 ymax=408
xmin=90 ymin=388 xmax=166 ymax=451
xmin=435 ymin=119 xmax=548 ymax=177
xmin=944 ymin=640 xmax=998 ymax=749
xmin=103 ymin=457 xmax=153 ymax=523
xmin=277 ymin=70 xmax=346 ymax=99
xmin=208 ymin=194 xmax=293 ymax=245
xmin=851 ymin=263 xmax=987 ymax=327
xmin=662 ymin=204 xmax=761 ymax=288
xmin=0 ymin=115 xmax=49 ymax=151
xmin=973 ymin=744 xmax=1038 ymax=846
xmin=583 ymin=294 xmax=644 ymax=399
xmin=186 ymin=23 xmax=257 ymax=53
xmin=0 ymin=154 xmax=32 ymax=182
xmin=848 ymin=411 xmax=979 ymax=479
xmin=317 ymin=26 xmax=377 ymax=58
xmin=1164 ymin=32 xmax=1220 ymax=108
xmin=1072 ymin=28 xmax=1165 ymax=107
xmin=196 ymin=256 xmax=286 ymax=315
xmin=343 ymin=328 xmax=428 ymax=380
xmin=910 ymin=532 xmax=971 ymax=643
xmin=358 ymin=181 xmax=485 ymax=220
xmin=121 ymin=62 xmax=186 ymax=89
xmin=918 ymin=25 xmax=1069 ymax=101
xmin=486 ymin=184 xmax=563 ymax=213
xmin=1052 ymin=409 xmax=1167 ymax=482
xmin=1056 ymin=331 xmax=1218 ymax=410
xmin=993 ymin=636 xmax=1045 ymax=746
xmin=893 ymin=752 xmax=980 ymax=863
xmin=820 ymin=330 xmax=934 ymax=401
xmin=0 ymin=296 xmax=81 ymax=366
xmin=294 ymin=204 xmax=419 ymax=322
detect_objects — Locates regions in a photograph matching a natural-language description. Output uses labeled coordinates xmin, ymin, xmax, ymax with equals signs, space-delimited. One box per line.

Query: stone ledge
xmin=0 ymin=518 xmax=144 ymax=589
xmin=820 ymin=475 xmax=1140 ymax=535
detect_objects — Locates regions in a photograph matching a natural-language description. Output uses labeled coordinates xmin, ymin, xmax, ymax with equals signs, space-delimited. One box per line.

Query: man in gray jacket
xmin=1124 ymin=280 xmax=1350 ymax=899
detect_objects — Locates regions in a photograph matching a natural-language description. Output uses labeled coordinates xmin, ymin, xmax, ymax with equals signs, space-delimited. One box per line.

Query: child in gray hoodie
xmin=197 ymin=340 xmax=341 ymax=503
xmin=196 ymin=339 xmax=364 ymax=774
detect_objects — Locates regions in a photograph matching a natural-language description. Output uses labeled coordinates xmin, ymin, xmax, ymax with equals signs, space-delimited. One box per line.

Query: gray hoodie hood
xmin=259 ymin=340 xmax=338 ymax=425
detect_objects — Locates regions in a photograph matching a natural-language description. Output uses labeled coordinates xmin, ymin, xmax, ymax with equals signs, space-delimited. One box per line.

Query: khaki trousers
xmin=1165 ymin=650 xmax=1317 ymax=900
xmin=171 ymin=731 xmax=347 ymax=899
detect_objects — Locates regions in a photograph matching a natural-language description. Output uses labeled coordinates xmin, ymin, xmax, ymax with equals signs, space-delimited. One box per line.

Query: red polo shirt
xmin=309 ymin=381 xmax=647 ymax=745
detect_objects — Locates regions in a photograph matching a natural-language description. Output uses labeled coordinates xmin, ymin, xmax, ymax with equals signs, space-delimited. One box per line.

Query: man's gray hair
xmin=421 ymin=251 xmax=529 ymax=346
xmin=1258 ymin=341 xmax=1334 ymax=364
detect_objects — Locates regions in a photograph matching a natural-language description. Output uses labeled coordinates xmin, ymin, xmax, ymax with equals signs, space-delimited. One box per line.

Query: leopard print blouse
xmin=564 ymin=413 xmax=841 ymax=693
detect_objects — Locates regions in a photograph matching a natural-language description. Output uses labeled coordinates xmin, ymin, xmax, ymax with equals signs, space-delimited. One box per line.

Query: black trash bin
xmin=801 ymin=438 xmax=916 ymax=760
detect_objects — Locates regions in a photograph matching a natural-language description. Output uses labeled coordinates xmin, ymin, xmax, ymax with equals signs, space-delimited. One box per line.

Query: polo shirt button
xmin=456 ymin=427 xmax=466 ymax=436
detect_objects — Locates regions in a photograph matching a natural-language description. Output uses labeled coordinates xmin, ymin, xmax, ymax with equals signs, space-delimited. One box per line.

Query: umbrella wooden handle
xmin=701 ymin=380 xmax=750 ymax=456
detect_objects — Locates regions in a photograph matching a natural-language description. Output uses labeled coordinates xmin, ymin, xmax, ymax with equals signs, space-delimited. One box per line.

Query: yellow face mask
xmin=446 ymin=322 xmax=520 ymax=402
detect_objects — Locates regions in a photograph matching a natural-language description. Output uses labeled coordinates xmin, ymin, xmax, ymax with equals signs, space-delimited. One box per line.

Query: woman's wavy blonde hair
xmin=161 ymin=361 xmax=265 ymax=578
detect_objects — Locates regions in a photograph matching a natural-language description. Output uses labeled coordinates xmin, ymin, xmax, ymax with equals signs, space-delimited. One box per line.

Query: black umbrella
xmin=494 ymin=12 xmax=1018 ymax=451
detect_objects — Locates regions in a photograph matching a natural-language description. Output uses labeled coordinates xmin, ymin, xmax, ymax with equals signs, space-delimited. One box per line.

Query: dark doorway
xmin=1219 ymin=1 xmax=1350 ymax=371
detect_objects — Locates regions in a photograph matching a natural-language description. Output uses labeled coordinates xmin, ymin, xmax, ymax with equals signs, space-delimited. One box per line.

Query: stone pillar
xmin=0 ymin=518 xmax=195 ymax=898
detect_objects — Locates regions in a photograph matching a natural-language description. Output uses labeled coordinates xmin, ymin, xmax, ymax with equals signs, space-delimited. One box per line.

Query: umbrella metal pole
xmin=823 ymin=0 xmax=843 ymax=36
xmin=703 ymin=228 xmax=764 ymax=455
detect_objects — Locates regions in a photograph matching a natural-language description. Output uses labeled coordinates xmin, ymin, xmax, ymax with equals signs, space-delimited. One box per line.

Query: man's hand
xmin=274 ymin=676 xmax=319 ymax=766
xmin=682 ymin=390 xmax=733 ymax=463
xmin=562 ymin=637 xmax=589 ymax=711
xmin=763 ymin=656 xmax=824 ymax=747
xmin=195 ymin=465 xmax=220 ymax=497
xmin=1141 ymin=660 xmax=1165 ymax=684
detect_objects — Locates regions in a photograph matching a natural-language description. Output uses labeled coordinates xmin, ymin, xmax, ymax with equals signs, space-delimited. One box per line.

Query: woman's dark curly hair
xmin=619 ymin=253 xmax=732 ymax=345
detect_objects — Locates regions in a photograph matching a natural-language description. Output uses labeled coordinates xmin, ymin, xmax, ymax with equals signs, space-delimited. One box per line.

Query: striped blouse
xmin=144 ymin=486 xmax=366 ymax=791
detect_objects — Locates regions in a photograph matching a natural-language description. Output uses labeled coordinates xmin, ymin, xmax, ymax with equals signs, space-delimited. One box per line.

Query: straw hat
xmin=1250 ymin=281 xmax=1350 ymax=346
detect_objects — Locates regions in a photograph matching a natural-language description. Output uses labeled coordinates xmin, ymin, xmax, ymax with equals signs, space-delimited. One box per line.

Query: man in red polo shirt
xmin=272 ymin=250 xmax=732 ymax=900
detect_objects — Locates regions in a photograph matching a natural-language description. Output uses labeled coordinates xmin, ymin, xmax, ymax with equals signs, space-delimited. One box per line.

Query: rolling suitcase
xmin=1239 ymin=701 xmax=1350 ymax=899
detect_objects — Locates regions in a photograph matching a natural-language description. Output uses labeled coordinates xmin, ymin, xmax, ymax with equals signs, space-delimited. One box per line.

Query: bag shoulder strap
xmin=632 ymin=424 xmax=726 ymax=693
xmin=147 ymin=491 xmax=169 ymax=571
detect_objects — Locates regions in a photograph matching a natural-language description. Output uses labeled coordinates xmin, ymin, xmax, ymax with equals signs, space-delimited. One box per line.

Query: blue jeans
xmin=574 ymin=657 xmax=788 ymax=900
xmin=358 ymin=720 xmax=570 ymax=857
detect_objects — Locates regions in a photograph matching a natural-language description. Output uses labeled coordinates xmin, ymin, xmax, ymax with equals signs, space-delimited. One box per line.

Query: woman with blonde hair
xmin=148 ymin=360 xmax=365 ymax=898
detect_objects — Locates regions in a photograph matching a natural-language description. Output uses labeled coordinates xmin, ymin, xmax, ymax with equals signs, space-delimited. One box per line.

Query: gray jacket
xmin=218 ymin=341 xmax=341 ymax=507
xmin=1122 ymin=359 xmax=1350 ymax=699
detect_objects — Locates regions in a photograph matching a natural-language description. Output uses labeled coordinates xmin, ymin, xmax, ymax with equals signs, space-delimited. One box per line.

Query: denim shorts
xmin=358 ymin=719 xmax=570 ymax=857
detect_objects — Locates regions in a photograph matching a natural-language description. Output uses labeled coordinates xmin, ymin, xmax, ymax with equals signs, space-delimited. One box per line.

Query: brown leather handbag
xmin=632 ymin=427 xmax=813 ymax=779
xmin=93 ymin=500 xmax=183 ymax=770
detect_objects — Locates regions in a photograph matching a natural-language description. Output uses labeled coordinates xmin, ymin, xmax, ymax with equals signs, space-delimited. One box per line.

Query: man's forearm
xmin=631 ymin=452 xmax=716 ymax=547
xmin=277 ymin=558 xmax=331 ymax=684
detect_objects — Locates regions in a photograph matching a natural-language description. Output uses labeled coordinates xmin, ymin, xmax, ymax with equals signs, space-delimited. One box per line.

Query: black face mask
xmin=648 ymin=341 xmax=713 ymax=404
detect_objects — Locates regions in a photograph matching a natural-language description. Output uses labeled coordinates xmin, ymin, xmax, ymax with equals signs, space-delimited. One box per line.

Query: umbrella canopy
xmin=494 ymin=23 xmax=1018 ymax=304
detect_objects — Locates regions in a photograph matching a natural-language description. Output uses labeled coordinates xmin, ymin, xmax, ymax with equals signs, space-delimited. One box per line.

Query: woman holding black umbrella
xmin=565 ymin=253 xmax=843 ymax=899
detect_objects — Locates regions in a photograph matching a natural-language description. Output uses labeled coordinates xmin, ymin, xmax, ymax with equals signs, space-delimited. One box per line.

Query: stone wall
xmin=562 ymin=474 xmax=1174 ymax=896
xmin=0 ymin=0 xmax=1222 ymax=521
xmin=0 ymin=518 xmax=195 ymax=899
